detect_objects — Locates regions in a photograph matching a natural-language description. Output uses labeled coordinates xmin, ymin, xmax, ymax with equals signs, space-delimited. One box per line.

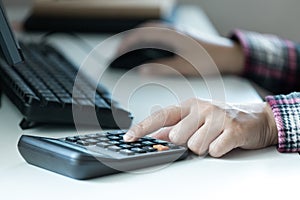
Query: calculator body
xmin=18 ymin=131 xmax=188 ymax=180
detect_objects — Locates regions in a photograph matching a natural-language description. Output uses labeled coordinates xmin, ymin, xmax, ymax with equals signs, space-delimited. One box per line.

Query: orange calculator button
xmin=153 ymin=144 xmax=169 ymax=151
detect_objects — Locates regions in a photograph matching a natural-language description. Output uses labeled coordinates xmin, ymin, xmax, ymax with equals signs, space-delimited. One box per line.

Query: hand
xmin=117 ymin=22 xmax=244 ymax=76
xmin=124 ymin=98 xmax=278 ymax=157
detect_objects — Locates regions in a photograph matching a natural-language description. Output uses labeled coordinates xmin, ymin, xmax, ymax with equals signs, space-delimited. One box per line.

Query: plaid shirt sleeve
xmin=231 ymin=30 xmax=300 ymax=152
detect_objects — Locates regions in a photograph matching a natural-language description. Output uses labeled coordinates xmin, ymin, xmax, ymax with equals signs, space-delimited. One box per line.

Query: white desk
xmin=1 ymin=5 xmax=300 ymax=200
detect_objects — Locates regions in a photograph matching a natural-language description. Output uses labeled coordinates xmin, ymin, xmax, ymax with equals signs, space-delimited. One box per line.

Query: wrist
xmin=200 ymin=38 xmax=245 ymax=75
xmin=219 ymin=41 xmax=245 ymax=74
xmin=264 ymin=103 xmax=278 ymax=146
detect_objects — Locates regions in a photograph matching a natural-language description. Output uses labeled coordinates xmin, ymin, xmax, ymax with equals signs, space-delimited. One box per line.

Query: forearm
xmin=185 ymin=30 xmax=245 ymax=75
xmin=204 ymin=40 xmax=245 ymax=75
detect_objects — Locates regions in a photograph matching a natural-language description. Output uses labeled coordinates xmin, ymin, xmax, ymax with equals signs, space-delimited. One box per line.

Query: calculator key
xmin=153 ymin=139 xmax=168 ymax=145
xmin=78 ymin=135 xmax=90 ymax=140
xmin=120 ymin=149 xmax=135 ymax=155
xmin=141 ymin=141 xmax=155 ymax=146
xmin=77 ymin=140 xmax=90 ymax=146
xmin=119 ymin=144 xmax=133 ymax=149
xmin=87 ymin=134 xmax=100 ymax=138
xmin=118 ymin=139 xmax=126 ymax=144
xmin=108 ymin=145 xmax=121 ymax=152
xmin=153 ymin=144 xmax=170 ymax=151
xmin=108 ymin=140 xmax=120 ymax=145
xmin=98 ymin=137 xmax=109 ymax=142
xmin=131 ymin=142 xmax=142 ymax=147
xmin=96 ymin=142 xmax=111 ymax=148
xmin=85 ymin=139 xmax=99 ymax=145
xmin=96 ymin=132 xmax=108 ymax=137
xmin=131 ymin=147 xmax=147 ymax=154
xmin=65 ymin=137 xmax=78 ymax=143
xmin=107 ymin=135 xmax=120 ymax=140
xmin=107 ymin=131 xmax=124 ymax=135
xmin=142 ymin=146 xmax=157 ymax=152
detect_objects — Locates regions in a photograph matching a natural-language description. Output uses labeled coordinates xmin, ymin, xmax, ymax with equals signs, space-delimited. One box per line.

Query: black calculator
xmin=18 ymin=130 xmax=188 ymax=180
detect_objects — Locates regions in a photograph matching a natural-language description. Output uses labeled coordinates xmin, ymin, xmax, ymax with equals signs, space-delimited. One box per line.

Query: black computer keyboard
xmin=18 ymin=130 xmax=189 ymax=179
xmin=0 ymin=41 xmax=132 ymax=129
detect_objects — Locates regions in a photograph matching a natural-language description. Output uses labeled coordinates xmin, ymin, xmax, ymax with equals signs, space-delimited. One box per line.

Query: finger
xmin=124 ymin=105 xmax=188 ymax=142
xmin=151 ymin=127 xmax=173 ymax=141
xmin=187 ymin=122 xmax=224 ymax=156
xmin=168 ymin=113 xmax=204 ymax=145
xmin=208 ymin=130 xmax=241 ymax=158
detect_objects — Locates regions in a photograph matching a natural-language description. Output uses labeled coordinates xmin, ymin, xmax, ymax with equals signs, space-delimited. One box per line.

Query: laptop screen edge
xmin=0 ymin=0 xmax=24 ymax=65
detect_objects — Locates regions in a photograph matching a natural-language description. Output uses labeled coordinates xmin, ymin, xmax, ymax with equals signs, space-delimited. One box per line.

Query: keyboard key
xmin=75 ymin=99 xmax=94 ymax=107
xmin=59 ymin=98 xmax=73 ymax=107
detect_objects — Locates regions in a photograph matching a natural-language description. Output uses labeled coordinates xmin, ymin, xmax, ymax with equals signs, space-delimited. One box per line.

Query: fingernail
xmin=123 ymin=130 xmax=135 ymax=141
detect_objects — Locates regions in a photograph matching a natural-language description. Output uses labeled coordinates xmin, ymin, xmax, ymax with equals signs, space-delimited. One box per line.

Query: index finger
xmin=123 ymin=105 xmax=185 ymax=142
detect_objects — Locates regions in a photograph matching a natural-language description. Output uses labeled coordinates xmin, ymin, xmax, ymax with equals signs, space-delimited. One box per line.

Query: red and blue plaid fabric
xmin=231 ymin=30 xmax=300 ymax=152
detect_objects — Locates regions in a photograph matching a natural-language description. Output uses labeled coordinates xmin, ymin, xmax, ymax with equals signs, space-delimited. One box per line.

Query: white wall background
xmin=180 ymin=0 xmax=300 ymax=41
xmin=4 ymin=0 xmax=300 ymax=41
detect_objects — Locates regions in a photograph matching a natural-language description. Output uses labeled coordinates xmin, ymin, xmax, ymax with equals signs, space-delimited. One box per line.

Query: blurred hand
xmin=117 ymin=22 xmax=244 ymax=76
xmin=124 ymin=98 xmax=278 ymax=157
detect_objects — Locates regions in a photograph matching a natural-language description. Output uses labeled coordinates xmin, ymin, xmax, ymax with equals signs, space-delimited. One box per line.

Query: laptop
xmin=0 ymin=0 xmax=132 ymax=129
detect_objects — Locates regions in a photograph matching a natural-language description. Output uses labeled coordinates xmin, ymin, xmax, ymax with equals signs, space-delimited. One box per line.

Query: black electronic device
xmin=0 ymin=0 xmax=132 ymax=129
xmin=109 ymin=48 xmax=174 ymax=70
xmin=18 ymin=130 xmax=188 ymax=179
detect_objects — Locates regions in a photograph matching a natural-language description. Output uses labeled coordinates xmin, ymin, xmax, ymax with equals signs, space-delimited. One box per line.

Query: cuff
xmin=265 ymin=92 xmax=300 ymax=152
xmin=230 ymin=29 xmax=297 ymax=94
